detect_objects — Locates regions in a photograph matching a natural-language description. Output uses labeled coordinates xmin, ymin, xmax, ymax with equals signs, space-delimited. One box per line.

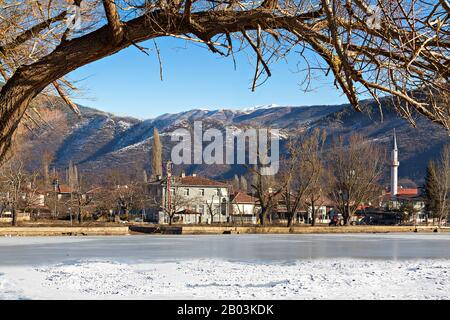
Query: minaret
xmin=390 ymin=129 xmax=399 ymax=200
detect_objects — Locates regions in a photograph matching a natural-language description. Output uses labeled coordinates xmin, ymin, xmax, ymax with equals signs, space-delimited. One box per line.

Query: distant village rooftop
xmin=178 ymin=174 xmax=228 ymax=187
xmin=152 ymin=173 xmax=228 ymax=187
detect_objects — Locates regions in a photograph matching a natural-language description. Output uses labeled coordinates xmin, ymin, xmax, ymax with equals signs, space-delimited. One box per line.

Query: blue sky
xmin=69 ymin=37 xmax=348 ymax=119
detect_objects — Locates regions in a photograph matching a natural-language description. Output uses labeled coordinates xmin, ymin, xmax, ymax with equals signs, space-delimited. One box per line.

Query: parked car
xmin=357 ymin=213 xmax=402 ymax=225
xmin=329 ymin=213 xmax=343 ymax=226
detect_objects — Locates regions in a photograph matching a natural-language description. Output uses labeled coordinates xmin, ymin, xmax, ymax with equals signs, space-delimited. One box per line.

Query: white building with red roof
xmin=230 ymin=191 xmax=259 ymax=224
xmin=147 ymin=172 xmax=230 ymax=224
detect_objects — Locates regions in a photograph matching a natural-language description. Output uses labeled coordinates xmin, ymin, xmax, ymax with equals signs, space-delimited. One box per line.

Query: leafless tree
xmin=301 ymin=130 xmax=328 ymax=226
xmin=92 ymin=185 xmax=117 ymax=220
xmin=328 ymin=134 xmax=384 ymax=225
xmin=425 ymin=144 xmax=450 ymax=225
xmin=110 ymin=182 xmax=147 ymax=221
xmin=1 ymin=1 xmax=449 ymax=163
xmin=205 ymin=194 xmax=221 ymax=224
xmin=67 ymin=191 xmax=93 ymax=223
xmin=64 ymin=173 xmax=96 ymax=224
xmin=133 ymin=185 xmax=153 ymax=221
xmin=0 ymin=159 xmax=39 ymax=225
xmin=98 ymin=168 xmax=135 ymax=221
xmin=159 ymin=187 xmax=197 ymax=225
xmin=249 ymin=164 xmax=285 ymax=225
xmin=280 ymin=128 xmax=327 ymax=226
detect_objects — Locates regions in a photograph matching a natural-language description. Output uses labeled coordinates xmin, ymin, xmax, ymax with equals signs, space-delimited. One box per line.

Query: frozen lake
xmin=1 ymin=234 xmax=449 ymax=299
xmin=0 ymin=233 xmax=449 ymax=266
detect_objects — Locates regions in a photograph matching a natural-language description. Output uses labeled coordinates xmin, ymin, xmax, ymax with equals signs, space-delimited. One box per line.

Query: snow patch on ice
xmin=0 ymin=272 xmax=28 ymax=300
xmin=1 ymin=258 xmax=449 ymax=300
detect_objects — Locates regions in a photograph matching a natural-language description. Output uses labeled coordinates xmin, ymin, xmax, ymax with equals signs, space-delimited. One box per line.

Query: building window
xmin=199 ymin=189 xmax=205 ymax=196
xmin=214 ymin=189 xmax=220 ymax=196
xmin=221 ymin=198 xmax=227 ymax=215
xmin=184 ymin=188 xmax=190 ymax=196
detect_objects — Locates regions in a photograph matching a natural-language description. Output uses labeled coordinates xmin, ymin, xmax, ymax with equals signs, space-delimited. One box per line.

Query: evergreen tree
xmin=424 ymin=159 xmax=443 ymax=221
xmin=42 ymin=150 xmax=53 ymax=188
xmin=232 ymin=174 xmax=240 ymax=190
xmin=67 ymin=160 xmax=78 ymax=190
xmin=240 ymin=175 xmax=248 ymax=192
xmin=151 ymin=127 xmax=163 ymax=179
xmin=143 ymin=170 xmax=148 ymax=183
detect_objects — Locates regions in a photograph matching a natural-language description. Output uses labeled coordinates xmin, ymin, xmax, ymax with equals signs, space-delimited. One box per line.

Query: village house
xmin=304 ymin=196 xmax=335 ymax=224
xmin=147 ymin=173 xmax=230 ymax=224
xmin=272 ymin=194 xmax=334 ymax=225
xmin=41 ymin=183 xmax=74 ymax=202
xmin=230 ymin=191 xmax=259 ymax=224
xmin=381 ymin=187 xmax=426 ymax=222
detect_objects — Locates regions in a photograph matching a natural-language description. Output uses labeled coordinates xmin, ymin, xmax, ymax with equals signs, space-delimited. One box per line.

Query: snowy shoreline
xmin=1 ymin=258 xmax=449 ymax=300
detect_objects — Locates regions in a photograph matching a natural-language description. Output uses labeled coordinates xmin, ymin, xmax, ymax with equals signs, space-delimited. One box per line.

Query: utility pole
xmin=53 ymin=178 xmax=59 ymax=218
xmin=166 ymin=161 xmax=172 ymax=223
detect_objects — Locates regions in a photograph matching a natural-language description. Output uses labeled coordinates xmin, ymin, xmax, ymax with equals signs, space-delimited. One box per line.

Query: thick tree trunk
xmin=0 ymin=17 xmax=159 ymax=162
xmin=0 ymin=8 xmax=447 ymax=160
xmin=0 ymin=80 xmax=37 ymax=162
xmin=286 ymin=212 xmax=293 ymax=227
xmin=259 ymin=208 xmax=266 ymax=226
xmin=340 ymin=204 xmax=349 ymax=226
xmin=343 ymin=205 xmax=351 ymax=226
xmin=0 ymin=10 xmax=299 ymax=161
xmin=12 ymin=207 xmax=18 ymax=226
xmin=311 ymin=204 xmax=316 ymax=227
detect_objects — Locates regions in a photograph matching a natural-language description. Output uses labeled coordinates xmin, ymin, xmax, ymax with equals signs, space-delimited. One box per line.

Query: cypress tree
xmin=151 ymin=127 xmax=163 ymax=179
xmin=424 ymin=161 xmax=439 ymax=218
xmin=240 ymin=175 xmax=248 ymax=191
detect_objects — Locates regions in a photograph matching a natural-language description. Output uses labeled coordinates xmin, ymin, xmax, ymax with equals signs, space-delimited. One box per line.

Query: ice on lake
xmin=0 ymin=233 xmax=449 ymax=299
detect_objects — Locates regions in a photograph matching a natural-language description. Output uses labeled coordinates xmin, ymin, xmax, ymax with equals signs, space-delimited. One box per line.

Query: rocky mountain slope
xmin=14 ymin=95 xmax=449 ymax=186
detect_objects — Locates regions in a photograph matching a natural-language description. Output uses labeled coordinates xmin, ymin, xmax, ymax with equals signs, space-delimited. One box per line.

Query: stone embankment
xmin=129 ymin=225 xmax=450 ymax=235
xmin=0 ymin=226 xmax=129 ymax=236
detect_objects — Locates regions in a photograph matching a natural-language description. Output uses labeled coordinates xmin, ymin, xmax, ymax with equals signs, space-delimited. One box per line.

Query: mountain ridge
xmin=12 ymin=95 xmax=450 ymax=186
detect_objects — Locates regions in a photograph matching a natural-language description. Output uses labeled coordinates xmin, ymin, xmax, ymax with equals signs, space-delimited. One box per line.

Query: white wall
xmin=160 ymin=185 xmax=229 ymax=224
xmin=231 ymin=203 xmax=255 ymax=216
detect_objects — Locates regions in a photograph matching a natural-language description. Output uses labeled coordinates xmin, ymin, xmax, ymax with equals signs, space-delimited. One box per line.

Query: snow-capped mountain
xmin=16 ymin=96 xmax=449 ymax=185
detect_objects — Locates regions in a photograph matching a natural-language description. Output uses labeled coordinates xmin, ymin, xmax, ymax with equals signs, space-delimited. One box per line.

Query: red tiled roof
xmin=178 ymin=176 xmax=228 ymax=187
xmin=232 ymin=192 xmax=256 ymax=204
xmin=398 ymin=188 xmax=420 ymax=195
xmin=42 ymin=184 xmax=73 ymax=194
xmin=304 ymin=195 xmax=334 ymax=207
xmin=385 ymin=188 xmax=419 ymax=198
xmin=177 ymin=209 xmax=200 ymax=215
xmin=58 ymin=184 xmax=73 ymax=193
xmin=86 ymin=187 xmax=103 ymax=194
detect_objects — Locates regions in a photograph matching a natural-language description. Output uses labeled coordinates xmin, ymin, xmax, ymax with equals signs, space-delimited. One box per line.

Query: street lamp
xmin=52 ymin=178 xmax=59 ymax=218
